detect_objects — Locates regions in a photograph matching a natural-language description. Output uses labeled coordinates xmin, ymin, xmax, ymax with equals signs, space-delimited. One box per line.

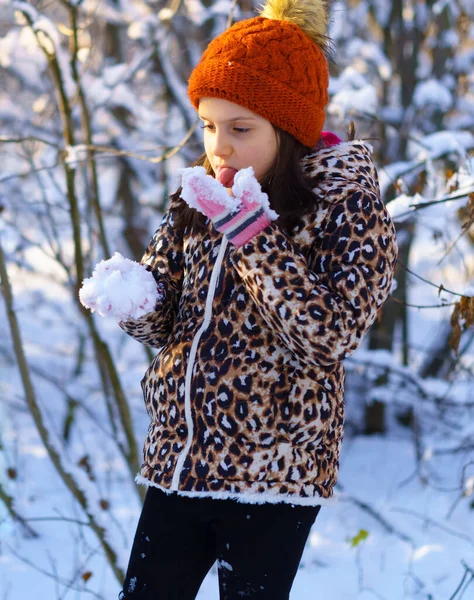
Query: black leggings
xmin=119 ymin=487 xmax=320 ymax=600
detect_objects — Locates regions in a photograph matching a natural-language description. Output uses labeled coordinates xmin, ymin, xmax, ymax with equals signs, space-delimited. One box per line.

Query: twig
xmin=410 ymin=187 xmax=474 ymax=210
xmin=0 ymin=126 xmax=197 ymax=184
xmin=227 ymin=0 xmax=240 ymax=28
xmin=349 ymin=109 xmax=434 ymax=150
xmin=348 ymin=497 xmax=413 ymax=544
xmin=5 ymin=543 xmax=105 ymax=600
xmin=446 ymin=461 xmax=474 ymax=520
xmin=22 ymin=143 xmax=67 ymax=267
xmin=344 ymin=358 xmax=446 ymax=406
xmin=0 ymin=160 xmax=61 ymax=184
xmin=390 ymin=507 xmax=474 ymax=546
xmin=437 ymin=212 xmax=474 ymax=266
xmin=337 ymin=483 xmax=414 ymax=544
xmin=389 ymin=187 xmax=474 ymax=222
xmin=56 ymin=546 xmax=100 ymax=600
xmin=391 ymin=297 xmax=456 ymax=309
xmin=360 ymin=587 xmax=389 ymax=600
xmin=433 ymin=441 xmax=474 ymax=455
xmin=448 ymin=561 xmax=474 ymax=600
xmin=0 ymin=135 xmax=60 ymax=147
xmin=22 ymin=516 xmax=90 ymax=526
xmin=0 ymin=483 xmax=38 ymax=538
xmin=1 ymin=350 xmax=118 ymax=442
xmin=62 ymin=123 xmax=197 ymax=166
xmin=397 ymin=260 xmax=468 ymax=298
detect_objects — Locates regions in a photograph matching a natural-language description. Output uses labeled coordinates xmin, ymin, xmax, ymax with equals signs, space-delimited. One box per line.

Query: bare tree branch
xmin=337 ymin=483 xmax=414 ymax=545
xmin=390 ymin=507 xmax=474 ymax=546
xmin=5 ymin=543 xmax=106 ymax=600
xmin=448 ymin=561 xmax=474 ymax=600
xmin=0 ymin=482 xmax=39 ymax=538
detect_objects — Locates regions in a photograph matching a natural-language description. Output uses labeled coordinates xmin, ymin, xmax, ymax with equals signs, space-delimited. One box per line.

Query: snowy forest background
xmin=1 ymin=0 xmax=474 ymax=598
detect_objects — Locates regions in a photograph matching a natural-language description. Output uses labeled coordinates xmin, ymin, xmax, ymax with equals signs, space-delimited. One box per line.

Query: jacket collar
xmin=301 ymin=140 xmax=380 ymax=198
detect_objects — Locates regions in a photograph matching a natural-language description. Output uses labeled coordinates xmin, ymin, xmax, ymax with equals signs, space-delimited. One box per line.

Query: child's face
xmin=198 ymin=97 xmax=279 ymax=188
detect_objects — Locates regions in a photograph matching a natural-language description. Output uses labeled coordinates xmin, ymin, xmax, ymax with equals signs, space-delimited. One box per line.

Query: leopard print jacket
xmin=120 ymin=141 xmax=399 ymax=505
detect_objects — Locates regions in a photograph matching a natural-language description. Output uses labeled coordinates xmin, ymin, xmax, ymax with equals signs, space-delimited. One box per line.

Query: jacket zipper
xmin=171 ymin=237 xmax=229 ymax=490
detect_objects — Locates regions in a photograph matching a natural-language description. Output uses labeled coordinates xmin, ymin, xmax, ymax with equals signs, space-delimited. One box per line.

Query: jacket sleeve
xmin=230 ymin=187 xmax=398 ymax=367
xmin=118 ymin=197 xmax=184 ymax=348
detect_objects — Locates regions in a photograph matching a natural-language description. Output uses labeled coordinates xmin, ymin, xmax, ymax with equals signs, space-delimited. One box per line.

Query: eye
xmin=233 ymin=127 xmax=250 ymax=133
xmin=200 ymin=124 xmax=215 ymax=131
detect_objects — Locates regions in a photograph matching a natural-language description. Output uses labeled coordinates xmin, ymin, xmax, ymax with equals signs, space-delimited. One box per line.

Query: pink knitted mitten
xmin=180 ymin=167 xmax=279 ymax=247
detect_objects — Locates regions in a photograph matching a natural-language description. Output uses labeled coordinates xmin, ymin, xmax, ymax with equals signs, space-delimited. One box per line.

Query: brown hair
xmin=172 ymin=127 xmax=320 ymax=236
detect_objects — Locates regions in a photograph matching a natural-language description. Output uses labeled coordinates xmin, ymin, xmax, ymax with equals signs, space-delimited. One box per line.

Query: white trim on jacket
xmin=137 ymin=474 xmax=337 ymax=507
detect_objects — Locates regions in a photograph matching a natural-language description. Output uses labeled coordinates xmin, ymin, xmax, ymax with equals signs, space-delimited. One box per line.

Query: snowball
xmin=79 ymin=252 xmax=159 ymax=321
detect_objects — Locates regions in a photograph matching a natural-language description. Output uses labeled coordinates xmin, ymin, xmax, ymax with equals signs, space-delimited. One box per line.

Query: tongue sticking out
xmin=216 ymin=167 xmax=238 ymax=188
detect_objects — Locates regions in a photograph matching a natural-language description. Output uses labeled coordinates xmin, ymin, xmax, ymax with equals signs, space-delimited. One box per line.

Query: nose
xmin=212 ymin=128 xmax=232 ymax=158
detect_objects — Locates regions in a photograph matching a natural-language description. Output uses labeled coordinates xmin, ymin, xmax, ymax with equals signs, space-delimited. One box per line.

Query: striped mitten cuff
xmin=213 ymin=203 xmax=272 ymax=247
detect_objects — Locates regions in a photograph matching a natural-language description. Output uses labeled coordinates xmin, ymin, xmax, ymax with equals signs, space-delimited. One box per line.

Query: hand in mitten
xmin=180 ymin=166 xmax=279 ymax=247
xmin=79 ymin=252 xmax=163 ymax=321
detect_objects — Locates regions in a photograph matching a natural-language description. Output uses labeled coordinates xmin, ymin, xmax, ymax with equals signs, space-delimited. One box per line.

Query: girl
xmin=81 ymin=0 xmax=398 ymax=597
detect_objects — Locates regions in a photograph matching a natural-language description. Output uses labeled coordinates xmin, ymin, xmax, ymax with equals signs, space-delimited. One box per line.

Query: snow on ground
xmin=1 ymin=418 xmax=472 ymax=600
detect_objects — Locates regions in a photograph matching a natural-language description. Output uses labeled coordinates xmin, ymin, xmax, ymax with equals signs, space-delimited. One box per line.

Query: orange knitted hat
xmin=188 ymin=0 xmax=330 ymax=148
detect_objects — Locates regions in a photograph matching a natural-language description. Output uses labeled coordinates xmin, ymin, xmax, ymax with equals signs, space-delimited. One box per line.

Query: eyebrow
xmin=198 ymin=115 xmax=257 ymax=122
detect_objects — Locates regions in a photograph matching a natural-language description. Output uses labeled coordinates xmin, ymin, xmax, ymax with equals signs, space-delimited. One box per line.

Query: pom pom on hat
xmin=188 ymin=0 xmax=330 ymax=147
xmin=259 ymin=0 xmax=328 ymax=49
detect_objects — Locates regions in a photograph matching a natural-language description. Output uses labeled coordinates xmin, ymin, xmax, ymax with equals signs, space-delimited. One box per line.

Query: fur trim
xmin=135 ymin=474 xmax=338 ymax=507
xmin=259 ymin=0 xmax=328 ymax=49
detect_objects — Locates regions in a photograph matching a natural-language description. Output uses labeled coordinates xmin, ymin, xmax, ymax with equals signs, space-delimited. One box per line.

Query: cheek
xmin=257 ymin=137 xmax=278 ymax=173
xmin=267 ymin=138 xmax=279 ymax=167
xmin=203 ymin=134 xmax=210 ymax=155
xmin=248 ymin=137 xmax=275 ymax=164
xmin=203 ymin=136 xmax=215 ymax=165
